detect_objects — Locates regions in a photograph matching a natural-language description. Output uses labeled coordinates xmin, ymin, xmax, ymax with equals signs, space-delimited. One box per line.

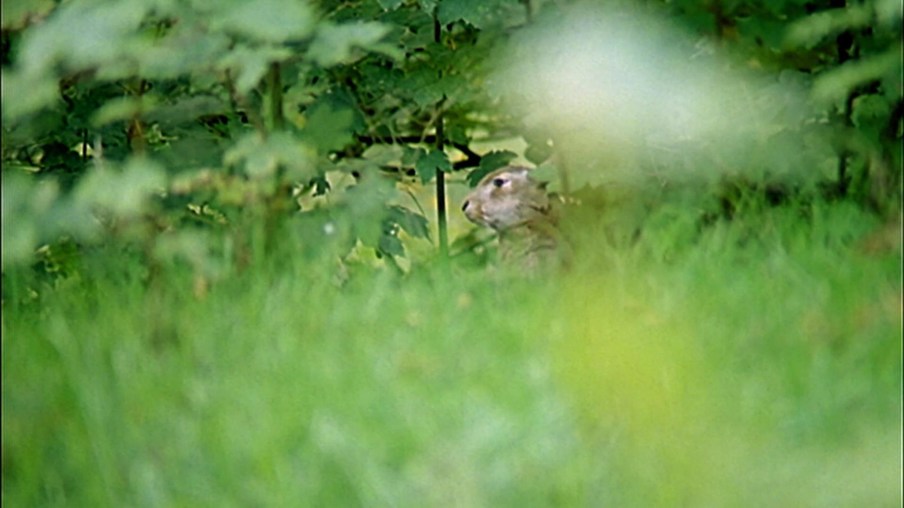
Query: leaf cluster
xmin=1 ymin=0 xmax=900 ymax=290
xmin=1 ymin=0 xmax=531 ymax=284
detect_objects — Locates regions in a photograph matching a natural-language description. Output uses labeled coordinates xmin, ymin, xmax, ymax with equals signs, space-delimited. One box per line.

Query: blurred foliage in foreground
xmin=1 ymin=0 xmax=902 ymax=505
xmin=2 ymin=196 xmax=901 ymax=506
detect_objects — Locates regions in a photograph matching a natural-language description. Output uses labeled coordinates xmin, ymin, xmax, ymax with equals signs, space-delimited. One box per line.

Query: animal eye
xmin=491 ymin=177 xmax=506 ymax=188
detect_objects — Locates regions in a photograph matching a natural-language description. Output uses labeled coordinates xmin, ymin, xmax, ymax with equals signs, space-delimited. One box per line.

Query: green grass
xmin=3 ymin=197 xmax=901 ymax=506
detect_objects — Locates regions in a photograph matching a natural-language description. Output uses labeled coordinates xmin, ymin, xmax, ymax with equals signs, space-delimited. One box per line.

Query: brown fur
xmin=461 ymin=166 xmax=560 ymax=270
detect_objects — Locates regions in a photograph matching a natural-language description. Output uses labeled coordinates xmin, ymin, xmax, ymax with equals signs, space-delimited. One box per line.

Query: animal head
xmin=461 ymin=166 xmax=551 ymax=231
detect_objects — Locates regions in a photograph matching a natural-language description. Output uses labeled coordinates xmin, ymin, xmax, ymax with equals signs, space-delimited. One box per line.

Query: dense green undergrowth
xmin=3 ymin=196 xmax=901 ymax=506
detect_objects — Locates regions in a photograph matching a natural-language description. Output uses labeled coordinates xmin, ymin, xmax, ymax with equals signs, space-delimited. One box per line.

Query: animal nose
xmin=461 ymin=200 xmax=470 ymax=212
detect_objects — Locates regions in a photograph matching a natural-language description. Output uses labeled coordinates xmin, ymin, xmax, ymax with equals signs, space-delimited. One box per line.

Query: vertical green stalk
xmin=433 ymin=11 xmax=449 ymax=256
xmin=268 ymin=62 xmax=285 ymax=131
xmin=435 ymin=113 xmax=448 ymax=257
xmin=266 ymin=62 xmax=289 ymax=255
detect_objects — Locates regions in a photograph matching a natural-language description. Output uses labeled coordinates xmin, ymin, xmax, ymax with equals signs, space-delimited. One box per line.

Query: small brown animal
xmin=461 ymin=166 xmax=561 ymax=270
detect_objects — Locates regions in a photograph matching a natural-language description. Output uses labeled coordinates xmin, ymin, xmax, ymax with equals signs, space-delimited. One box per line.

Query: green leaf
xmin=2 ymin=109 xmax=64 ymax=145
xmin=480 ymin=150 xmax=517 ymax=170
xmin=466 ymin=150 xmax=516 ymax=186
xmin=735 ymin=17 xmax=787 ymax=51
xmin=401 ymin=146 xmax=423 ymax=166
xmin=224 ymin=132 xmax=316 ymax=181
xmin=73 ymin=157 xmax=167 ymax=219
xmin=17 ymin=0 xmax=149 ymax=75
xmin=308 ymin=21 xmax=399 ymax=67
xmin=144 ymin=96 xmax=229 ymax=129
xmin=437 ymin=0 xmax=519 ymax=29
xmin=1 ymin=172 xmax=55 ymax=268
xmin=155 ymin=131 xmax=227 ymax=171
xmin=851 ymin=93 xmax=894 ymax=140
xmin=219 ymin=44 xmax=293 ymax=95
xmin=784 ymin=5 xmax=873 ymax=49
xmin=210 ymin=0 xmax=315 ymax=43
xmin=812 ymin=46 xmax=903 ymax=103
xmin=378 ymin=230 xmax=405 ymax=257
xmin=876 ymin=0 xmax=904 ymax=25
xmin=0 ymin=70 xmax=59 ymax=121
xmin=303 ymin=102 xmax=357 ymax=153
xmin=91 ymin=95 xmax=160 ymax=127
xmin=362 ymin=144 xmax=408 ymax=167
xmin=415 ymin=149 xmax=451 ymax=184
xmin=343 ymin=174 xmax=397 ymax=247
xmin=525 ymin=142 xmax=553 ymax=165
xmin=152 ymin=228 xmax=219 ymax=276
xmin=398 ymin=66 xmax=446 ymax=108
xmin=387 ymin=205 xmax=430 ymax=240
xmin=137 ymin=28 xmax=231 ymax=80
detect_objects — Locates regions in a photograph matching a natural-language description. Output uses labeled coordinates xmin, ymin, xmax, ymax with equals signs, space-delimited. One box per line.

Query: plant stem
xmin=434 ymin=10 xmax=449 ymax=257
xmin=268 ymin=62 xmax=285 ymax=131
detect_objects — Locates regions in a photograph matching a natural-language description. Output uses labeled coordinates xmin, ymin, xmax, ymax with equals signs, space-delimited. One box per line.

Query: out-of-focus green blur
xmin=492 ymin=3 xmax=834 ymax=193
xmin=4 ymin=195 xmax=900 ymax=506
